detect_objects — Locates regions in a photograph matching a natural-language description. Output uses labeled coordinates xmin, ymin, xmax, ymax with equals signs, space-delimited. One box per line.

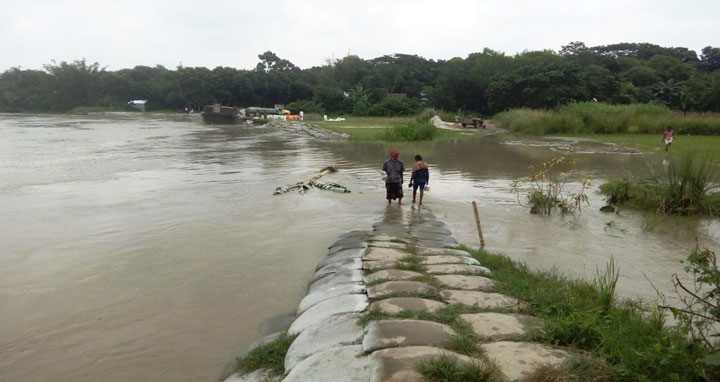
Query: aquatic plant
xmin=510 ymin=157 xmax=590 ymax=216
xmin=600 ymin=155 xmax=720 ymax=216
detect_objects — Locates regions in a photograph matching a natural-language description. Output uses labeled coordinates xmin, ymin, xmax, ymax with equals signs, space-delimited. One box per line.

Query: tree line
xmin=1 ymin=42 xmax=719 ymax=115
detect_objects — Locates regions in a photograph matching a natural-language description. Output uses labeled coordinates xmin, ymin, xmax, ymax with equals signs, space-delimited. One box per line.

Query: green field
xmin=311 ymin=116 xmax=478 ymax=141
xmin=577 ymin=134 xmax=720 ymax=161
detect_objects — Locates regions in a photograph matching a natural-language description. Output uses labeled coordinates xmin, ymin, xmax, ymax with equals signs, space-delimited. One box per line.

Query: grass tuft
xmin=418 ymin=354 xmax=502 ymax=382
xmin=523 ymin=354 xmax=629 ymax=382
xmin=237 ymin=332 xmax=296 ymax=375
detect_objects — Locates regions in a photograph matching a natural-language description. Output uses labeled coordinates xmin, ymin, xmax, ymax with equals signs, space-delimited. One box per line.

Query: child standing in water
xmin=409 ymin=155 xmax=429 ymax=205
xmin=662 ymin=126 xmax=675 ymax=151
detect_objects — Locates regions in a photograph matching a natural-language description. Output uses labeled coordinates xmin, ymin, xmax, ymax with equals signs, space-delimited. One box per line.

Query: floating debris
xmin=274 ymin=166 xmax=351 ymax=195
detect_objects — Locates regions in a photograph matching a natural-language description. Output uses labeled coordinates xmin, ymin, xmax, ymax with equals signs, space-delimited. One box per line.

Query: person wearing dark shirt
xmin=382 ymin=151 xmax=404 ymax=205
xmin=409 ymin=154 xmax=429 ymax=205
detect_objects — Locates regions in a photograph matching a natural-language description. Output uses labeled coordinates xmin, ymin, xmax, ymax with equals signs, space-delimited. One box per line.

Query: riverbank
xmin=227 ymin=208 xmax=717 ymax=381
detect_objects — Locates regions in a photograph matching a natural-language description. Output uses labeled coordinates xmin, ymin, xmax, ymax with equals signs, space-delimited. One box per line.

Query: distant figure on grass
xmin=409 ymin=155 xmax=429 ymax=205
xmin=662 ymin=126 xmax=676 ymax=151
xmin=382 ymin=151 xmax=404 ymax=205
xmin=454 ymin=114 xmax=460 ymax=125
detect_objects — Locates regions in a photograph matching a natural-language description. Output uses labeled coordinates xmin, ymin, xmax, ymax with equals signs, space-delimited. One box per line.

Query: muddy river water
xmin=1 ymin=113 xmax=718 ymax=382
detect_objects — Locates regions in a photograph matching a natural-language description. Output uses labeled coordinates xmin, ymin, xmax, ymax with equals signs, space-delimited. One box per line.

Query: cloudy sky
xmin=0 ymin=0 xmax=717 ymax=72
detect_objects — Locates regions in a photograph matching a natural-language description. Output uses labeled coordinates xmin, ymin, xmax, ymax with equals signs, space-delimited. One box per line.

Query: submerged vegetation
xmin=510 ymin=157 xmax=590 ymax=216
xmin=600 ymin=155 xmax=720 ymax=216
xmin=466 ymin=247 xmax=720 ymax=381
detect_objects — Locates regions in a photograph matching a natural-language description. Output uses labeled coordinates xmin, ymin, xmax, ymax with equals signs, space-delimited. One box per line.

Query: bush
xmin=382 ymin=117 xmax=437 ymax=141
xmin=368 ymin=97 xmax=422 ymax=117
xmin=285 ymin=99 xmax=324 ymax=114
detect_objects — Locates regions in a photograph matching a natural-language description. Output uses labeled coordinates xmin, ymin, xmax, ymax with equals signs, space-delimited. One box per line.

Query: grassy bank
xmin=494 ymin=103 xmax=720 ymax=135
xmin=313 ymin=116 xmax=474 ymax=141
xmin=466 ymin=247 xmax=719 ymax=381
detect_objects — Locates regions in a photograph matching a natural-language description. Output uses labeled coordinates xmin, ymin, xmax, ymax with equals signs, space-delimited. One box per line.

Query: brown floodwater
xmin=1 ymin=113 xmax=717 ymax=382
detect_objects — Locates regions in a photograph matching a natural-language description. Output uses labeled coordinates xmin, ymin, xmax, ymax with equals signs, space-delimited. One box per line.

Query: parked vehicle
xmin=461 ymin=117 xmax=486 ymax=128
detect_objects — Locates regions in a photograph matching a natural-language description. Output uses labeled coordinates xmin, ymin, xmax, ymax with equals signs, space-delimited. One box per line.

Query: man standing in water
xmin=662 ymin=126 xmax=675 ymax=151
xmin=383 ymin=151 xmax=404 ymax=205
xmin=409 ymin=154 xmax=429 ymax=205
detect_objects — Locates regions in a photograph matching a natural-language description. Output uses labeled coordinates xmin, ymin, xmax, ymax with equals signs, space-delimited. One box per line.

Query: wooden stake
xmin=472 ymin=201 xmax=485 ymax=247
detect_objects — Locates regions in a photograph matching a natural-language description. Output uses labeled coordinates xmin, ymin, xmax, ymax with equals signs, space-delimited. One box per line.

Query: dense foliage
xmin=1 ymin=42 xmax=719 ymax=114
xmin=494 ymin=103 xmax=720 ymax=135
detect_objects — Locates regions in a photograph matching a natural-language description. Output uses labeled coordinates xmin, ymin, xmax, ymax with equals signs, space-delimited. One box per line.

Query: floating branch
xmin=273 ymin=166 xmax=350 ymax=195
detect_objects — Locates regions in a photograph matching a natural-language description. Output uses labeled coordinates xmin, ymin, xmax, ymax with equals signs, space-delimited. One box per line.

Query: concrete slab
xmin=328 ymin=240 xmax=367 ymax=252
xmin=459 ymin=313 xmax=544 ymax=340
xmin=297 ymin=283 xmax=366 ymax=315
xmin=433 ymin=275 xmax=495 ymax=291
xmin=363 ymin=320 xmax=455 ymax=353
xmin=426 ymin=264 xmax=491 ymax=275
xmin=222 ymin=369 xmax=279 ymax=382
xmin=284 ymin=345 xmax=371 ymax=382
xmin=413 ymin=232 xmax=456 ymax=243
xmin=368 ymin=235 xmax=410 ymax=243
xmin=284 ymin=313 xmax=364 ymax=371
xmin=481 ymin=341 xmax=571 ymax=381
xmin=339 ymin=230 xmax=371 ymax=239
xmin=369 ymin=297 xmax=446 ymax=314
xmin=368 ymin=241 xmax=408 ymax=250
xmin=420 ymin=255 xmax=481 ymax=266
xmin=367 ymin=281 xmax=435 ymax=299
xmin=410 ymin=225 xmax=452 ymax=235
xmin=363 ymin=247 xmax=411 ymax=261
xmin=316 ymin=248 xmax=366 ymax=270
xmin=416 ymin=247 xmax=470 ymax=257
xmin=440 ymin=290 xmax=518 ymax=309
xmin=369 ymin=346 xmax=481 ymax=382
xmin=364 ymin=260 xmax=400 ymax=271
xmin=418 ymin=239 xmax=458 ymax=248
xmin=308 ymin=269 xmax=364 ymax=293
xmin=288 ymin=294 xmax=368 ymax=335
xmin=364 ymin=269 xmax=424 ymax=283
xmin=311 ymin=258 xmax=363 ymax=283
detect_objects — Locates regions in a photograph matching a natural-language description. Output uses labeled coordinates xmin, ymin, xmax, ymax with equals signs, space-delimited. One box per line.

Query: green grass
xmin=523 ymin=354 xmax=628 ymax=382
xmin=311 ymin=116 xmax=475 ymax=141
xmin=418 ymin=354 xmax=503 ymax=382
xmin=236 ymin=332 xmax=296 ymax=375
xmin=493 ymin=102 xmax=720 ymax=135
xmin=600 ymin=154 xmax=720 ymax=216
xmin=575 ymin=134 xmax=720 ymax=162
xmin=465 ymin=246 xmax=719 ymax=381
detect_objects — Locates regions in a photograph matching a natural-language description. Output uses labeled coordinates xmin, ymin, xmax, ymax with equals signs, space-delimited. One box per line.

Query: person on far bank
xmin=662 ymin=126 xmax=676 ymax=151
xmin=409 ymin=155 xmax=429 ymax=205
xmin=382 ymin=151 xmax=404 ymax=205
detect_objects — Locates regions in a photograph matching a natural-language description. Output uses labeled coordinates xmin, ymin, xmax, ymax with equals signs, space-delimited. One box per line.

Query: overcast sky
xmin=1 ymin=0 xmax=717 ymax=72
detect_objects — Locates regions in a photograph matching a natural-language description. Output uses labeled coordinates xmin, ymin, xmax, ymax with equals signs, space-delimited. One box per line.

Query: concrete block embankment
xmin=224 ymin=207 xmax=572 ymax=382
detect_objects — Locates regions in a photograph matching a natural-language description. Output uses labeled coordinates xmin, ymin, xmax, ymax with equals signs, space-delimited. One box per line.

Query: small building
xmin=128 ymin=100 xmax=148 ymax=111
